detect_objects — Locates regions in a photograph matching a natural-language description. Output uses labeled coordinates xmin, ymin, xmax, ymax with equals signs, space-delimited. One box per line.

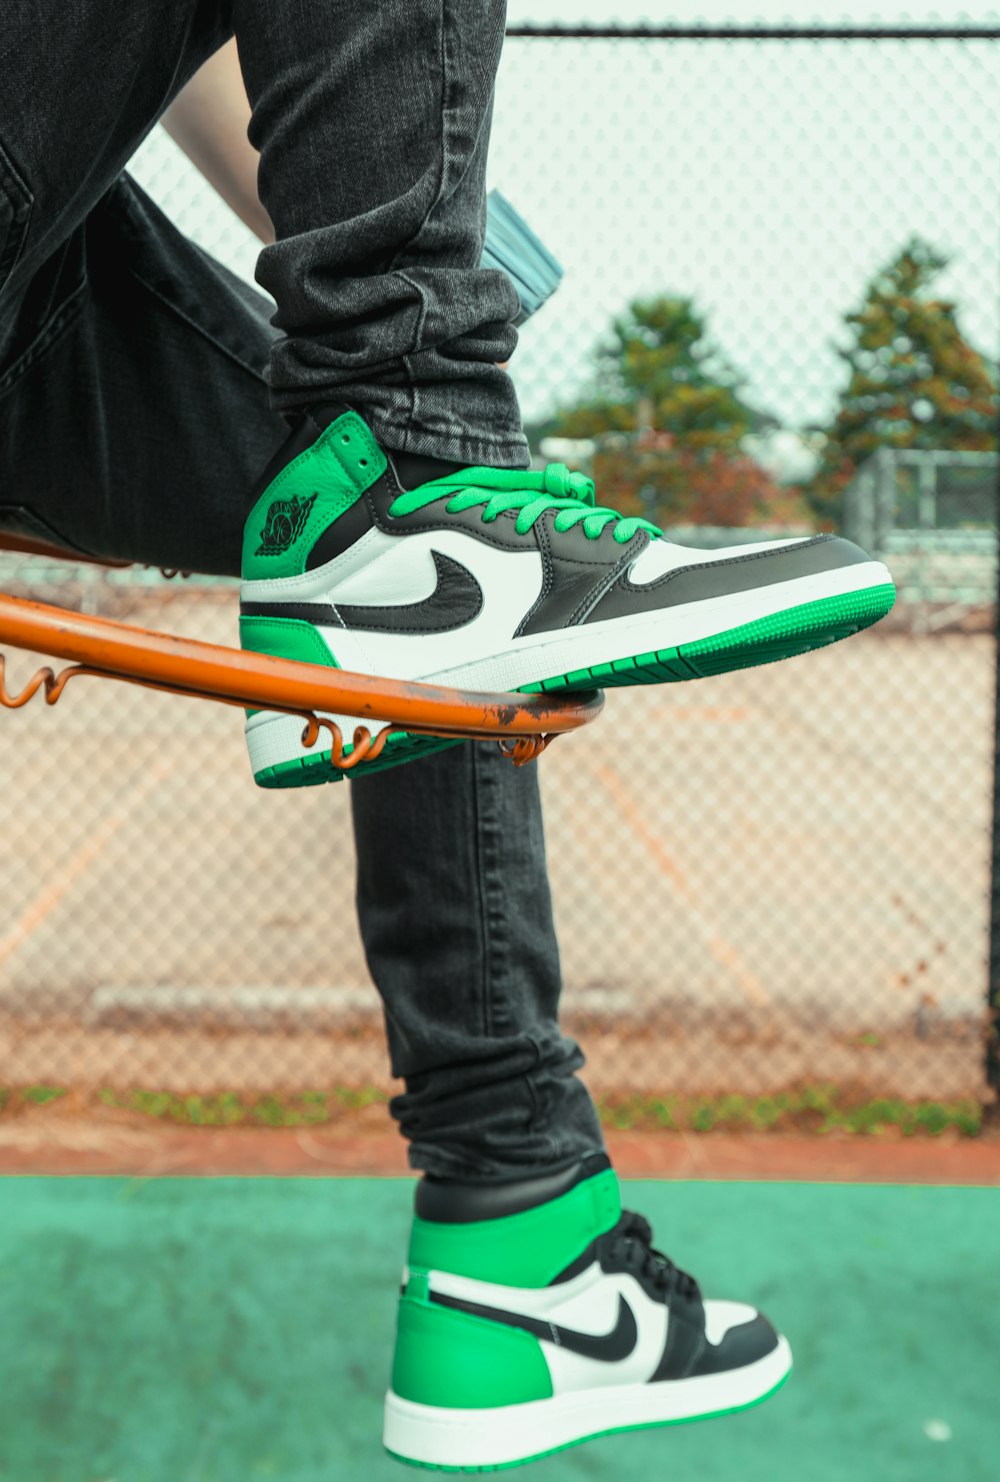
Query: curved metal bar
xmin=0 ymin=593 xmax=603 ymax=743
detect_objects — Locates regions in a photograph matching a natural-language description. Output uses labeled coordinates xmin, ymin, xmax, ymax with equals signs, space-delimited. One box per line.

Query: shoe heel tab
xmin=242 ymin=411 xmax=386 ymax=581
xmin=316 ymin=410 xmax=387 ymax=486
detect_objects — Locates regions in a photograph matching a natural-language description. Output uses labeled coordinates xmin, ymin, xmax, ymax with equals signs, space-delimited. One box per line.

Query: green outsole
xmin=255 ymin=582 xmax=895 ymax=788
xmin=518 ymin=582 xmax=896 ymax=695
xmin=384 ymin=1365 xmax=792 ymax=1473
xmin=252 ymin=733 xmax=460 ymax=789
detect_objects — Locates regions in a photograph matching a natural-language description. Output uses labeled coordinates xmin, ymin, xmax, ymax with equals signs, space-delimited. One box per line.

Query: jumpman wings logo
xmin=430 ymin=1290 xmax=638 ymax=1363
xmin=255 ymin=491 xmax=317 ymax=556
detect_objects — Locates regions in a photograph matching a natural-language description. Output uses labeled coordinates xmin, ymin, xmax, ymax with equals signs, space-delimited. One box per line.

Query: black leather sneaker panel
xmin=305 ymin=488 xmax=375 ymax=570
xmin=516 ymin=516 xmax=649 ymax=638
xmin=585 ymin=535 xmax=872 ymax=625
xmin=240 ymin=599 xmax=346 ymax=629
xmin=649 ymin=1291 xmax=709 ymax=1381
xmin=552 ymin=1214 xmax=701 ymax=1307
xmin=688 ymin=1313 xmax=779 ymax=1376
xmin=429 ymin=1289 xmax=639 ymax=1364
xmin=335 ymin=550 xmax=484 ymax=635
xmin=365 ymin=470 xmax=534 ymax=553
xmin=549 ymin=1238 xmax=602 ymax=1285
xmin=249 ymin=410 xmax=329 ymax=507
xmin=387 ymin=448 xmax=466 ymax=489
xmin=416 ymin=1152 xmax=612 ymax=1224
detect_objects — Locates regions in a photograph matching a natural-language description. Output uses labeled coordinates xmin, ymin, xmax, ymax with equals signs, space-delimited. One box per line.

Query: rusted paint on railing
xmin=0 ymin=593 xmax=603 ymax=754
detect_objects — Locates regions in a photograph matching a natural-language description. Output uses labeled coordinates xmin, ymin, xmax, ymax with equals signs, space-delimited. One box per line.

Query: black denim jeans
xmin=0 ymin=4 xmax=604 ymax=1177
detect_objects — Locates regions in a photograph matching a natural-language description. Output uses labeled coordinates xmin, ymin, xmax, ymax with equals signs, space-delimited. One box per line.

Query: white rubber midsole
xmin=382 ymin=1335 xmax=792 ymax=1468
xmin=426 ymin=560 xmax=889 ymax=694
xmin=245 ymin=560 xmax=892 ymax=774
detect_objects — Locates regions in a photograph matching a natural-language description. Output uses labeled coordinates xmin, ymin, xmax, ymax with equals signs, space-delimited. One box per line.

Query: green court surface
xmin=0 ymin=1177 xmax=996 ymax=1482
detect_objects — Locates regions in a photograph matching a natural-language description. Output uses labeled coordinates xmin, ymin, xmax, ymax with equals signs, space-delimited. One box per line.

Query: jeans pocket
xmin=0 ymin=138 xmax=33 ymax=298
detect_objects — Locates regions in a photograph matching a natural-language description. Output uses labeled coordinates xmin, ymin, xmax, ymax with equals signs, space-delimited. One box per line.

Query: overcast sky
xmin=131 ymin=7 xmax=1000 ymax=439
xmin=491 ymin=16 xmax=1000 ymax=428
xmin=507 ymin=3 xmax=1000 ymax=24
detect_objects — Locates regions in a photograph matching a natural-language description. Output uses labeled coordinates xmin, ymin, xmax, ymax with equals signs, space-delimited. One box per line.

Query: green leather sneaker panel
xmin=392 ymin=1289 xmax=553 ymax=1408
xmin=238 ymin=615 xmax=339 ymax=669
xmin=408 ymin=1168 xmax=621 ymax=1288
xmin=241 ymin=411 xmax=386 ymax=580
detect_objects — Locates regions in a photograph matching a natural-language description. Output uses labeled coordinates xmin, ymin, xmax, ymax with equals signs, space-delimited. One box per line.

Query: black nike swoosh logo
xmin=240 ymin=550 xmax=483 ymax=637
xmin=429 ymin=1290 xmax=638 ymax=1363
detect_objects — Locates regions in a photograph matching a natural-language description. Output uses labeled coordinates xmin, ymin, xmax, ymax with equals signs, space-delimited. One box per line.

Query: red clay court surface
xmin=0 ymin=590 xmax=993 ymax=1106
xmin=2 ymin=1114 xmax=999 ymax=1183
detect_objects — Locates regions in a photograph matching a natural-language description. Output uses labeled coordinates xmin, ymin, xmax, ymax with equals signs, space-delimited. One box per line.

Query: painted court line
xmin=594 ymin=762 xmax=772 ymax=1007
xmin=0 ymin=758 xmax=173 ymax=970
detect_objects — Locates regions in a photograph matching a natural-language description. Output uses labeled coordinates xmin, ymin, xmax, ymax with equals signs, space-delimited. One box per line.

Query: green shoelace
xmin=389 ymin=462 xmax=662 ymax=545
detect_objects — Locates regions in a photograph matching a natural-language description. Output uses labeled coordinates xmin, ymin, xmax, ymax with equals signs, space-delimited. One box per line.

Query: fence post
xmin=988 ymin=450 xmax=1000 ymax=1096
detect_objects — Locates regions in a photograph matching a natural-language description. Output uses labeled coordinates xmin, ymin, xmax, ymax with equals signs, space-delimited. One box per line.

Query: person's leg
xmin=0 ymin=175 xmax=285 ymax=570
xmin=0 ymin=17 xmax=795 ymax=1466
xmin=230 ymin=0 xmax=894 ymax=790
xmin=0 ymin=163 xmax=603 ymax=1179
xmin=232 ymin=0 xmax=527 ymax=468
xmin=352 ymin=741 xmax=605 ymax=1178
xmin=0 ymin=2 xmax=228 ymax=312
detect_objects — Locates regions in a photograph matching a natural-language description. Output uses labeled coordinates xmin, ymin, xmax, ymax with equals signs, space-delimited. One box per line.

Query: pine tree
xmin=549 ymin=296 xmax=785 ymax=525
xmin=554 ymin=296 xmax=753 ymax=452
xmin=811 ymin=236 xmax=997 ymax=525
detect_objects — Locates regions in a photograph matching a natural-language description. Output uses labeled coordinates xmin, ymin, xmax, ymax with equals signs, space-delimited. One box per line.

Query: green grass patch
xmin=93 ymin=1086 xmax=390 ymax=1127
xmin=19 ymin=1085 xmax=67 ymax=1107
xmin=593 ymin=1086 xmax=984 ymax=1138
xmin=0 ymin=1082 xmax=985 ymax=1137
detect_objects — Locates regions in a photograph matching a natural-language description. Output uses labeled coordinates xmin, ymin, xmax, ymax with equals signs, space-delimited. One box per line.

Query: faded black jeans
xmin=0 ymin=3 xmax=604 ymax=1177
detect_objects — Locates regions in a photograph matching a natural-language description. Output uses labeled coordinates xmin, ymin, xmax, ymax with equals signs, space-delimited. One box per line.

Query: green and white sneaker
xmin=240 ymin=406 xmax=895 ymax=788
xmin=383 ymin=1154 xmax=791 ymax=1471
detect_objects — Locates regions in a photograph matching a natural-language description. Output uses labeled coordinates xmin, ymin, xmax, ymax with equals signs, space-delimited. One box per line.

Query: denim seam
xmin=470 ymin=743 xmax=492 ymax=1038
xmin=396 ymin=267 xmax=427 ymax=439
xmin=479 ymin=751 xmax=507 ymax=1036
xmin=380 ymin=0 xmax=449 ymax=435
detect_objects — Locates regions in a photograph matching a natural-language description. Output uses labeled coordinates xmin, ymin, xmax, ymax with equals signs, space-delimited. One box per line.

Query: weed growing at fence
xmin=0 ymin=1082 xmax=985 ymax=1136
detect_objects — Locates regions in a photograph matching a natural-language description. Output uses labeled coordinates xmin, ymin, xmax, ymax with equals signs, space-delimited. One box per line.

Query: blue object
xmin=482 ymin=189 xmax=564 ymax=325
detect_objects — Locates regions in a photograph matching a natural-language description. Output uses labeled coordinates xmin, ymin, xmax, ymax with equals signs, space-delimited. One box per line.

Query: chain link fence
xmin=2 ymin=23 xmax=998 ymax=1133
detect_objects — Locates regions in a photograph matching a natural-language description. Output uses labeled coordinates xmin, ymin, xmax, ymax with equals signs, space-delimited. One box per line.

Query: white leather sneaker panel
xmin=427 ymin=1265 xmax=605 ymax=1316
xmin=382 ymin=1337 xmax=794 ymax=1468
xmin=331 ymin=535 xmax=444 ymax=606
xmin=315 ymin=534 xmax=544 ymax=679
xmin=244 ymin=710 xmax=393 ymax=773
xmin=703 ymin=1300 xmax=759 ymax=1345
xmin=628 ymin=535 xmax=811 ymax=586
xmin=421 ymin=560 xmax=891 ymax=694
xmin=241 ymin=525 xmax=386 ymax=603
xmin=427 ymin=1265 xmax=670 ymax=1391
xmin=542 ymin=1278 xmax=669 ymax=1392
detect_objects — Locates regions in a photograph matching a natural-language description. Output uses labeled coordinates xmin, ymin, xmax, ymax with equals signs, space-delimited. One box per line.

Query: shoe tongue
xmin=303 ymin=401 xmax=355 ymax=431
xmin=389 ymin=449 xmax=466 ymax=491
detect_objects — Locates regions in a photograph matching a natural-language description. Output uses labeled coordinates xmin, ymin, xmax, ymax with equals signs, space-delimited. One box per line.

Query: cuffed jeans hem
xmin=372 ymin=414 xmax=531 ymax=470
xmin=403 ymin=1130 xmax=608 ymax=1182
xmin=393 ymin=1072 xmax=608 ymax=1182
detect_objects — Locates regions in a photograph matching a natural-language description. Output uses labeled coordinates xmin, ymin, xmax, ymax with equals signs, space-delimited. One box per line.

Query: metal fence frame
xmin=503 ymin=18 xmax=1000 ymax=1098
xmin=4 ymin=19 xmax=998 ymax=1112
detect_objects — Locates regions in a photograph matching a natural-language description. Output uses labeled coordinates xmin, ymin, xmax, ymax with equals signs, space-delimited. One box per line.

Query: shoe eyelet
xmin=359 ymin=458 xmax=368 ymax=467
xmin=341 ymin=434 xmax=350 ymax=444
